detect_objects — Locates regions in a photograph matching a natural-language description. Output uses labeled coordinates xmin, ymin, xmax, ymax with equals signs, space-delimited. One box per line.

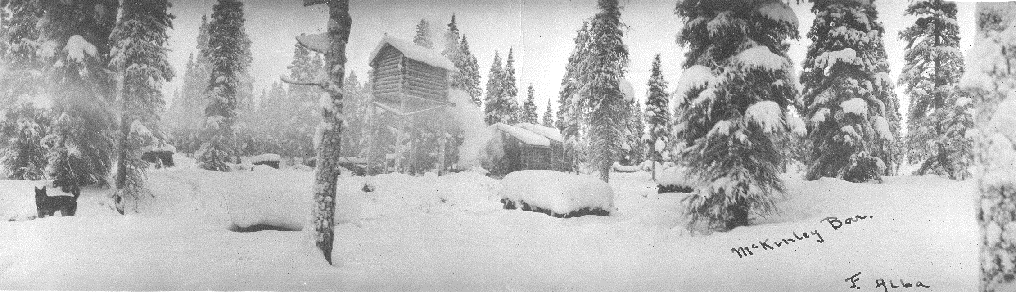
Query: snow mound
xmin=498 ymin=170 xmax=615 ymax=215
xmin=368 ymin=36 xmax=457 ymax=71
xmin=736 ymin=46 xmax=790 ymax=72
xmin=840 ymin=98 xmax=868 ymax=116
xmin=65 ymin=35 xmax=97 ymax=62
xmin=674 ymin=65 xmax=714 ymax=97
xmin=745 ymin=101 xmax=783 ymax=133
xmin=336 ymin=171 xmax=502 ymax=223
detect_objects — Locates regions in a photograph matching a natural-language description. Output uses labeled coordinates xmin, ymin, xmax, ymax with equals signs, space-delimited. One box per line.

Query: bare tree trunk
xmin=311 ymin=0 xmax=351 ymax=265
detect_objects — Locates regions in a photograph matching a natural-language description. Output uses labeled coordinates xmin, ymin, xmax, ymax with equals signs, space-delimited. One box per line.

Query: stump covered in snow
xmin=498 ymin=170 xmax=614 ymax=218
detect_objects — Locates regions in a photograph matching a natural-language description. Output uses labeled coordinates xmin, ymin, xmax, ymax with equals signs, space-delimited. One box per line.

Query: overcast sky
xmin=164 ymin=0 xmax=977 ymax=119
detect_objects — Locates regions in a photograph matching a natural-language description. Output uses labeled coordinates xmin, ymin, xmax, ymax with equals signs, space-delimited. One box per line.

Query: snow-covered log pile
xmin=498 ymin=170 xmax=614 ymax=218
xmin=655 ymin=164 xmax=693 ymax=193
xmin=250 ymin=153 xmax=281 ymax=169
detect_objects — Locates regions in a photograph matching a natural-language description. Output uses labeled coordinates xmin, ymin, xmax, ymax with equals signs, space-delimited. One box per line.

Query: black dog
xmin=35 ymin=185 xmax=80 ymax=218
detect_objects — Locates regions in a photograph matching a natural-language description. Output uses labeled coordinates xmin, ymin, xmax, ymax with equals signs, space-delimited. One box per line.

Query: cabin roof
xmin=369 ymin=36 xmax=457 ymax=72
xmin=493 ymin=123 xmax=566 ymax=147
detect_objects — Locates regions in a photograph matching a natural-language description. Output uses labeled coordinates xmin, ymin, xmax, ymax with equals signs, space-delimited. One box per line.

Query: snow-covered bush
xmin=498 ymin=170 xmax=614 ymax=218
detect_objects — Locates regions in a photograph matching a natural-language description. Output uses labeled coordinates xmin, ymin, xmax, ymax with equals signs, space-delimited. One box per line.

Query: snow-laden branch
xmin=296 ymin=33 xmax=331 ymax=54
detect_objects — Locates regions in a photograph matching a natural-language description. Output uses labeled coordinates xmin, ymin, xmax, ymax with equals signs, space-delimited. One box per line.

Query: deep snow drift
xmin=0 ymin=156 xmax=979 ymax=290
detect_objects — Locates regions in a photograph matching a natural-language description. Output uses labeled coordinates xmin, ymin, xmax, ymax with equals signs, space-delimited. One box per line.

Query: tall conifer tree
xmin=458 ymin=35 xmax=483 ymax=105
xmin=674 ymin=0 xmax=801 ymax=231
xmin=110 ymin=0 xmax=175 ymax=213
xmin=38 ymin=0 xmax=120 ymax=189
xmin=800 ymin=0 xmax=901 ymax=182
xmin=542 ymin=99 xmax=554 ymax=128
xmin=522 ymin=84 xmax=539 ymax=124
xmin=197 ymin=0 xmax=252 ymax=171
xmin=503 ymin=48 xmax=520 ymax=124
xmin=645 ymin=54 xmax=670 ymax=177
xmin=577 ymin=0 xmax=629 ymax=182
xmin=899 ymin=0 xmax=972 ymax=179
xmin=413 ymin=19 xmax=433 ymax=49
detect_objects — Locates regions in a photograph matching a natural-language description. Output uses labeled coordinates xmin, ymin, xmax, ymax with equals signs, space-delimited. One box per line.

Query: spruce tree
xmin=166 ymin=15 xmax=211 ymax=148
xmin=522 ymin=84 xmax=539 ymax=124
xmin=285 ymin=43 xmax=324 ymax=159
xmin=801 ymin=0 xmax=901 ymax=183
xmin=38 ymin=0 xmax=120 ymax=189
xmin=964 ymin=3 xmax=1016 ymax=291
xmin=622 ymin=99 xmax=645 ymax=166
xmin=0 ymin=0 xmax=42 ymax=109
xmin=899 ymin=0 xmax=972 ymax=180
xmin=442 ymin=14 xmax=461 ymax=64
xmin=503 ymin=48 xmax=520 ymax=124
xmin=674 ymin=0 xmax=800 ymax=231
xmin=0 ymin=104 xmax=49 ymax=180
xmin=645 ymin=53 xmax=670 ymax=178
xmin=110 ymin=0 xmax=174 ymax=213
xmin=483 ymin=51 xmax=507 ymax=125
xmin=576 ymin=0 xmax=630 ymax=183
xmin=458 ymin=35 xmax=483 ymax=105
xmin=542 ymin=99 xmax=554 ymax=128
xmin=197 ymin=0 xmax=251 ymax=171
xmin=413 ymin=19 xmax=433 ymax=49
xmin=558 ymin=22 xmax=592 ymax=173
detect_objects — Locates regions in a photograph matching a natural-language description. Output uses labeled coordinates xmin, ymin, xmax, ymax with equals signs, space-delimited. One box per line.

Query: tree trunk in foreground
xmin=311 ymin=0 xmax=351 ymax=265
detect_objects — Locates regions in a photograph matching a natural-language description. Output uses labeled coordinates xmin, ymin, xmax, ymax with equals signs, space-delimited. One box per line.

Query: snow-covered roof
xmin=493 ymin=123 xmax=550 ymax=147
xmin=515 ymin=123 xmax=564 ymax=143
xmin=369 ymin=36 xmax=457 ymax=72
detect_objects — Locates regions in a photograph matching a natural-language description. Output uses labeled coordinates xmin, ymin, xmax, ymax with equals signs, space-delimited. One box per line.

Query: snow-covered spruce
xmin=498 ymin=170 xmax=614 ymax=218
xmin=899 ymin=0 xmax=973 ymax=180
xmin=522 ymin=85 xmax=539 ymax=124
xmin=197 ymin=0 xmax=251 ymax=171
xmin=673 ymin=0 xmax=799 ymax=232
xmin=801 ymin=0 xmax=902 ymax=182
xmin=164 ymin=16 xmax=211 ymax=150
xmin=556 ymin=21 xmax=591 ymax=173
xmin=576 ymin=0 xmax=630 ymax=183
xmin=963 ymin=3 xmax=1016 ymax=291
xmin=38 ymin=0 xmax=119 ymax=189
xmin=0 ymin=104 xmax=49 ymax=180
xmin=644 ymin=54 xmax=670 ymax=178
xmin=484 ymin=51 xmax=510 ymax=125
xmin=110 ymin=0 xmax=174 ymax=214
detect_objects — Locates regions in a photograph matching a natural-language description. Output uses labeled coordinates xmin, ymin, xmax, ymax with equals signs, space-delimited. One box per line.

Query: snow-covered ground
xmin=0 ymin=156 xmax=978 ymax=290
